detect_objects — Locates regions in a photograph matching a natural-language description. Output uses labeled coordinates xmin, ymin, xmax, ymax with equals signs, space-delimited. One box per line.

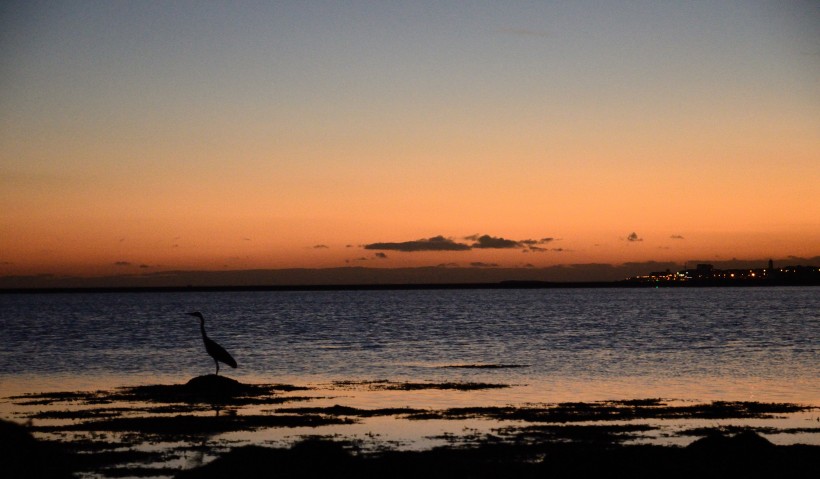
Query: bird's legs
xmin=215 ymin=359 xmax=220 ymax=375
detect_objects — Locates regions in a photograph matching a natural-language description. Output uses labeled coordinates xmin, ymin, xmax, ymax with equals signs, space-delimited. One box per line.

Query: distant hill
xmin=2 ymin=257 xmax=818 ymax=290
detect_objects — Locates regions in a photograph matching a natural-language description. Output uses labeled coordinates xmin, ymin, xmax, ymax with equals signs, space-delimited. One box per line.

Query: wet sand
xmin=3 ymin=375 xmax=819 ymax=478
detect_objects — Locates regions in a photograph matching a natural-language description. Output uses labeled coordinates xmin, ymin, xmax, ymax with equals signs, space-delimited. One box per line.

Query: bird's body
xmin=187 ymin=312 xmax=237 ymax=375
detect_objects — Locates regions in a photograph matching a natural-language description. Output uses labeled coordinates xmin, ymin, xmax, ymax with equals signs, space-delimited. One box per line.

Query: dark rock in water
xmin=185 ymin=375 xmax=253 ymax=395
xmin=0 ymin=419 xmax=70 ymax=479
xmin=116 ymin=375 xmax=278 ymax=405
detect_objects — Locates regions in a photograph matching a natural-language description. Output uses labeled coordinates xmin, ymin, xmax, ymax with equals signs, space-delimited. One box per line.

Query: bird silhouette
xmin=187 ymin=312 xmax=237 ymax=375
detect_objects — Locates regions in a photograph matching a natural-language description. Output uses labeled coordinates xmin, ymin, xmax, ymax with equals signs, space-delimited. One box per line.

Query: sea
xmin=1 ymin=286 xmax=818 ymax=405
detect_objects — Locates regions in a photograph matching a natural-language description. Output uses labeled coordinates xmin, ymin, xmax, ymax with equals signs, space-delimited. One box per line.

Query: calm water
xmin=1 ymin=287 xmax=818 ymax=403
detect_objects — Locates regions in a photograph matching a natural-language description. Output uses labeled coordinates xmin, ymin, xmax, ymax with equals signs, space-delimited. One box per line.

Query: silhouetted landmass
xmin=3 ymin=275 xmax=817 ymax=294
xmin=1 ymin=281 xmax=634 ymax=293
xmin=2 ymin=259 xmax=818 ymax=291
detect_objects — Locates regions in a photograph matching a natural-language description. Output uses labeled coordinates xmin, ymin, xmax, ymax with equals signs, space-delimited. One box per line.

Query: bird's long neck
xmin=199 ymin=317 xmax=208 ymax=339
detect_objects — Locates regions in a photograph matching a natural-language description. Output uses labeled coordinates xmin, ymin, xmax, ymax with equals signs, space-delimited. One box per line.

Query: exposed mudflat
xmin=3 ymin=376 xmax=819 ymax=478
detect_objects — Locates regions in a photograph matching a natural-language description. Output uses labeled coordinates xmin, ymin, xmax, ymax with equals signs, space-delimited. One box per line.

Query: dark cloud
xmin=364 ymin=236 xmax=470 ymax=252
xmin=520 ymin=238 xmax=555 ymax=245
xmin=468 ymin=235 xmax=556 ymax=250
xmin=470 ymin=262 xmax=499 ymax=268
xmin=139 ymin=264 xmax=150 ymax=269
xmin=313 ymin=244 xmax=329 ymax=249
xmin=346 ymin=257 xmax=370 ymax=263
xmin=114 ymin=261 xmax=132 ymax=267
xmin=627 ymin=232 xmax=643 ymax=242
xmin=347 ymin=253 xmax=391 ymax=263
xmin=436 ymin=263 xmax=460 ymax=268
xmin=365 ymin=234 xmax=559 ymax=253
xmin=670 ymin=235 xmax=685 ymax=240
xmin=523 ymin=237 xmax=562 ymax=253
xmin=528 ymin=247 xmax=569 ymax=253
xmin=470 ymin=235 xmax=521 ymax=249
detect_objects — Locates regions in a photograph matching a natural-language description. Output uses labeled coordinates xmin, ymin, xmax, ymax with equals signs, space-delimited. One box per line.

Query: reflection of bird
xmin=186 ymin=312 xmax=237 ymax=375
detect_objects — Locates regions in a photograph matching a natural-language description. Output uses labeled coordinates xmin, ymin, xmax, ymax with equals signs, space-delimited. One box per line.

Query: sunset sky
xmin=2 ymin=1 xmax=819 ymax=281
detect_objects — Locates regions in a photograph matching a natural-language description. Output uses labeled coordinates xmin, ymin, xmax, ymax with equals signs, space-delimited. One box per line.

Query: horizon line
xmin=2 ymin=256 xmax=819 ymax=291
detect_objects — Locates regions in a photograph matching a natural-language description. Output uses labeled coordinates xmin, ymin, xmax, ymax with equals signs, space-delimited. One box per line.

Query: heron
xmin=186 ymin=312 xmax=237 ymax=375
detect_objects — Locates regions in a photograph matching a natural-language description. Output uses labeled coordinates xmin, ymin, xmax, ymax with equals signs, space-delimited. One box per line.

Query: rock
xmin=687 ymin=430 xmax=774 ymax=452
xmin=0 ymin=419 xmax=70 ymax=478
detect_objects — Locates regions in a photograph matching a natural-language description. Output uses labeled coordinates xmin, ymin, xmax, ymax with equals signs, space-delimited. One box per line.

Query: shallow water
xmin=1 ymin=287 xmax=818 ymax=403
xmin=2 ymin=287 xmax=819 ymax=478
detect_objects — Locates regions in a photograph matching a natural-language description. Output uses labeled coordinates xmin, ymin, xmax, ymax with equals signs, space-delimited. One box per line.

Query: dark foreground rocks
xmin=6 ymin=379 xmax=819 ymax=479
xmin=177 ymin=433 xmax=819 ymax=479
xmin=0 ymin=420 xmax=71 ymax=479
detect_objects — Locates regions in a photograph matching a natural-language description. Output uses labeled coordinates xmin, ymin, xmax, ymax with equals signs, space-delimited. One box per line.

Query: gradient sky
xmin=2 ymin=1 xmax=819 ymax=278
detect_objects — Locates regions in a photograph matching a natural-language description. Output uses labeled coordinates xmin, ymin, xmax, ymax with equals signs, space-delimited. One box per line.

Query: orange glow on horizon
xmin=1 ymin=2 xmax=818 ymax=280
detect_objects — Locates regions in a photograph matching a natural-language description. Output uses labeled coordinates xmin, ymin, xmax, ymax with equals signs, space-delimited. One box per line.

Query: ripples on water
xmin=1 ymin=287 xmax=818 ymax=402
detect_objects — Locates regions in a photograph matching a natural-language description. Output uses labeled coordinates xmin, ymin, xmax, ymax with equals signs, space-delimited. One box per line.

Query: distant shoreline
xmin=3 ymin=261 xmax=818 ymax=292
xmin=0 ymin=281 xmax=622 ymax=294
xmin=3 ymin=278 xmax=819 ymax=294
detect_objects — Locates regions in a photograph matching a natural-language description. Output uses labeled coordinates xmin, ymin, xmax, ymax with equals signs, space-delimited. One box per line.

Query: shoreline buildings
xmin=628 ymin=260 xmax=820 ymax=286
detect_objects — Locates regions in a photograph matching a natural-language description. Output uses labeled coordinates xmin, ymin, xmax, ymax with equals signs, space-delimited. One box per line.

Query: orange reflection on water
xmin=2 ymin=372 xmax=818 ymax=407
xmin=2 ymin=372 xmax=818 ymax=453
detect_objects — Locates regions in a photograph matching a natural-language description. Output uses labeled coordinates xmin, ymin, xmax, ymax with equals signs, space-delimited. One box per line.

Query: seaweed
xmin=11 ymin=376 xmax=313 ymax=408
xmin=6 ymin=378 xmax=818 ymax=479
xmin=274 ymin=405 xmax=425 ymax=417
xmin=438 ymin=364 xmax=530 ymax=369
xmin=32 ymin=413 xmax=354 ymax=436
xmin=330 ymin=380 xmax=511 ymax=391
xmin=405 ymin=400 xmax=815 ymax=422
